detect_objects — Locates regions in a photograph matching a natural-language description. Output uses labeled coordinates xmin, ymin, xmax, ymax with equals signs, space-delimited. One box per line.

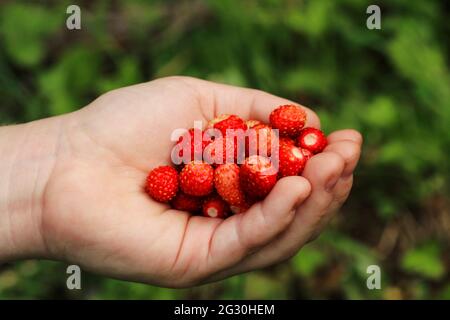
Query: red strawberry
xmin=204 ymin=135 xmax=245 ymax=165
xmin=208 ymin=114 xmax=247 ymax=137
xmin=180 ymin=162 xmax=214 ymax=196
xmin=214 ymin=164 xmax=246 ymax=206
xmin=175 ymin=128 xmax=212 ymax=162
xmin=240 ymin=155 xmax=277 ymax=198
xmin=246 ymin=124 xmax=278 ymax=157
xmin=229 ymin=197 xmax=256 ymax=214
xmin=277 ymin=143 xmax=307 ymax=177
xmin=279 ymin=137 xmax=295 ymax=146
xmin=146 ymin=166 xmax=179 ymax=202
xmin=246 ymin=119 xmax=262 ymax=129
xmin=269 ymin=104 xmax=307 ymax=138
xmin=297 ymin=127 xmax=327 ymax=154
xmin=171 ymin=192 xmax=202 ymax=212
xmin=202 ymin=195 xmax=229 ymax=218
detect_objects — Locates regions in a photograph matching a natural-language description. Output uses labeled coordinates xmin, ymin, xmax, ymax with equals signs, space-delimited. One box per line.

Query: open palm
xmin=42 ymin=76 xmax=362 ymax=287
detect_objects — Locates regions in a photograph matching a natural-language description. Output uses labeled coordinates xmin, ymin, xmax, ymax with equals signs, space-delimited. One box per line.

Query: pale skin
xmin=0 ymin=76 xmax=362 ymax=288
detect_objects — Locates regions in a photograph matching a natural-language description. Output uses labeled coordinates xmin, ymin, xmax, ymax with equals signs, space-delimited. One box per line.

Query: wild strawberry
xmin=269 ymin=104 xmax=307 ymax=138
xmin=180 ymin=162 xmax=214 ymax=196
xmin=174 ymin=128 xmax=212 ymax=162
xmin=204 ymin=135 xmax=245 ymax=165
xmin=240 ymin=155 xmax=277 ymax=198
xmin=279 ymin=137 xmax=295 ymax=146
xmin=214 ymin=164 xmax=246 ymax=206
xmin=208 ymin=114 xmax=247 ymax=137
xmin=246 ymin=124 xmax=278 ymax=157
xmin=202 ymin=195 xmax=229 ymax=218
xmin=171 ymin=192 xmax=202 ymax=212
xmin=145 ymin=166 xmax=179 ymax=202
xmin=297 ymin=127 xmax=327 ymax=154
xmin=229 ymin=197 xmax=256 ymax=214
xmin=246 ymin=119 xmax=262 ymax=129
xmin=277 ymin=144 xmax=307 ymax=177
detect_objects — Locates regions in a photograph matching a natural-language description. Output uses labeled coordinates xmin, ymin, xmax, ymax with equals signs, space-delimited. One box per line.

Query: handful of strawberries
xmin=145 ymin=105 xmax=327 ymax=218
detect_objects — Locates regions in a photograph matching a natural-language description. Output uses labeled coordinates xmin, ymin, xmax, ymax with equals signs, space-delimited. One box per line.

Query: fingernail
xmin=325 ymin=175 xmax=339 ymax=192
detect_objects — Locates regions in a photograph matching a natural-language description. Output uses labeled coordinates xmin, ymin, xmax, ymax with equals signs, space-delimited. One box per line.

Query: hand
xmin=1 ymin=76 xmax=362 ymax=287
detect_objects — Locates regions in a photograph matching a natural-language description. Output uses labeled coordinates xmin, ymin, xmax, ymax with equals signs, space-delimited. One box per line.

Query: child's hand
xmin=1 ymin=77 xmax=362 ymax=287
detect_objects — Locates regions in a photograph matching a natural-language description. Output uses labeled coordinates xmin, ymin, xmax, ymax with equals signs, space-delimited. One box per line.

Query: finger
xmin=307 ymin=174 xmax=354 ymax=242
xmin=178 ymin=77 xmax=320 ymax=128
xmin=210 ymin=152 xmax=344 ymax=277
xmin=321 ymin=137 xmax=361 ymax=212
xmin=207 ymin=176 xmax=311 ymax=272
xmin=327 ymin=129 xmax=363 ymax=145
xmin=329 ymin=174 xmax=353 ymax=212
xmin=306 ymin=137 xmax=362 ymax=242
xmin=323 ymin=140 xmax=362 ymax=177
xmin=300 ymin=141 xmax=360 ymax=242
xmin=287 ymin=151 xmax=345 ymax=238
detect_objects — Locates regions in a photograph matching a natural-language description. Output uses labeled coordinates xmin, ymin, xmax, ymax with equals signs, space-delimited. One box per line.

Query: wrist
xmin=0 ymin=117 xmax=63 ymax=262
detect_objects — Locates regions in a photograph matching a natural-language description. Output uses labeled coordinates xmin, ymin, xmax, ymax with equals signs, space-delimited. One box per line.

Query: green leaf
xmin=286 ymin=0 xmax=335 ymax=37
xmin=0 ymin=4 xmax=59 ymax=67
xmin=243 ymin=273 xmax=287 ymax=299
xmin=362 ymin=96 xmax=398 ymax=129
xmin=377 ymin=140 xmax=406 ymax=164
xmin=438 ymin=284 xmax=450 ymax=300
xmin=38 ymin=47 xmax=101 ymax=115
xmin=293 ymin=245 xmax=327 ymax=276
xmin=97 ymin=57 xmax=142 ymax=92
xmin=401 ymin=242 xmax=445 ymax=280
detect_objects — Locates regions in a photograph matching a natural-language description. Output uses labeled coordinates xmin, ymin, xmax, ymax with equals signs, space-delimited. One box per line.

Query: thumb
xmin=208 ymin=176 xmax=311 ymax=271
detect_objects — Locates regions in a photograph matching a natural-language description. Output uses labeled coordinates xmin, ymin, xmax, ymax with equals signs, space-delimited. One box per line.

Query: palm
xmin=42 ymin=77 xmax=362 ymax=287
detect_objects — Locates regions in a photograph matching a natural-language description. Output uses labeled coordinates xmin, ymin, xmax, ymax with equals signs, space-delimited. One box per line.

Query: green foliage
xmin=401 ymin=242 xmax=445 ymax=280
xmin=0 ymin=0 xmax=449 ymax=299
xmin=0 ymin=4 xmax=60 ymax=67
xmin=293 ymin=245 xmax=327 ymax=277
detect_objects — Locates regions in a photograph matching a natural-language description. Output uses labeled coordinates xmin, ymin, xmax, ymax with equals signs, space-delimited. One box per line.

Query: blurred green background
xmin=0 ymin=0 xmax=449 ymax=299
